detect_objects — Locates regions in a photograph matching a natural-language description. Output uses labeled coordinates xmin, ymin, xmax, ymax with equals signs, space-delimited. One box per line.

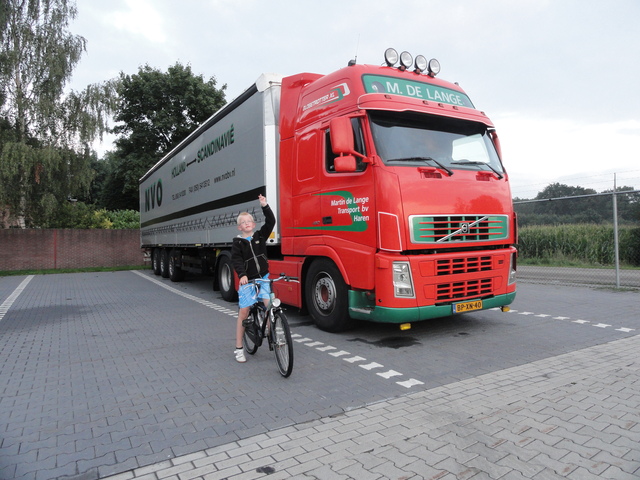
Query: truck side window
xmin=325 ymin=118 xmax=367 ymax=173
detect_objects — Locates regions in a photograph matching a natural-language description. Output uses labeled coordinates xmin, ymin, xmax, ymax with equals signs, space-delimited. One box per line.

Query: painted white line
xmin=132 ymin=271 xmax=237 ymax=317
xmin=0 ymin=276 xmax=34 ymax=322
xmin=294 ymin=337 xmax=313 ymax=343
xmin=498 ymin=305 xmax=635 ymax=336
xmin=329 ymin=350 xmax=350 ymax=357
xmin=397 ymin=379 xmax=424 ymax=388
xmin=378 ymin=370 xmax=402 ymax=379
xmin=344 ymin=356 xmax=366 ymax=363
xmin=316 ymin=346 xmax=337 ymax=352
xmin=359 ymin=362 xmax=383 ymax=371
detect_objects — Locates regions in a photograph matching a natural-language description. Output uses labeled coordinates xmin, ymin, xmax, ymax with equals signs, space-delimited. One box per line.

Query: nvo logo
xmin=144 ymin=179 xmax=163 ymax=212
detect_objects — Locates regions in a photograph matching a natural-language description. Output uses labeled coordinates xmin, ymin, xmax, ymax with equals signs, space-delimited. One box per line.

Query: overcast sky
xmin=69 ymin=0 xmax=640 ymax=198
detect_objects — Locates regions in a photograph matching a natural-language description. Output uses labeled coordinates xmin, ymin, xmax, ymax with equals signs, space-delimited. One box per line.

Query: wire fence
xmin=514 ymin=190 xmax=640 ymax=289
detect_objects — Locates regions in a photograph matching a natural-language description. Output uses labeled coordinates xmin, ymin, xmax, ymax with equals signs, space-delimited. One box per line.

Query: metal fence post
xmin=613 ymin=174 xmax=620 ymax=288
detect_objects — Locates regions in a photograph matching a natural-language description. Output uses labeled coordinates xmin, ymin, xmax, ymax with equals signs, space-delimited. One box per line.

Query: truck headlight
xmin=393 ymin=262 xmax=415 ymax=297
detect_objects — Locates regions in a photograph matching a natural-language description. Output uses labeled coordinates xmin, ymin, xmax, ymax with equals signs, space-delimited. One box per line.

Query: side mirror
xmin=330 ymin=117 xmax=355 ymax=155
xmin=334 ymin=155 xmax=357 ymax=173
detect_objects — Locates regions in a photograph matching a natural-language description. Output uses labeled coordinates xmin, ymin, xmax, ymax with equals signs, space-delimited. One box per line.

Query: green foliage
xmin=105 ymin=209 xmax=139 ymax=229
xmin=0 ymin=0 xmax=85 ymax=142
xmin=0 ymin=0 xmax=117 ymax=227
xmin=515 ymin=184 xmax=640 ymax=227
xmin=519 ymin=224 xmax=640 ymax=266
xmin=113 ymin=62 xmax=226 ymax=155
xmin=100 ymin=62 xmax=227 ymax=210
xmin=622 ymin=228 xmax=640 ymax=267
xmin=29 ymin=198 xmax=139 ymax=229
xmin=0 ymin=127 xmax=96 ymax=226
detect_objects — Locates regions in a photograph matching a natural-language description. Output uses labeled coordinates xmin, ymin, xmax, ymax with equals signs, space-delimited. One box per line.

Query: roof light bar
xmin=383 ymin=48 xmax=440 ymax=76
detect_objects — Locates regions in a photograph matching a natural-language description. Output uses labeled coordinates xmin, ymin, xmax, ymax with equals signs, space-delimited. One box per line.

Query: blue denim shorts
xmin=238 ymin=274 xmax=271 ymax=308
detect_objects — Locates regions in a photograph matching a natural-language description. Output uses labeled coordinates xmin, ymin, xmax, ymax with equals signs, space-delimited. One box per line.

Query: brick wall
xmin=0 ymin=229 xmax=146 ymax=271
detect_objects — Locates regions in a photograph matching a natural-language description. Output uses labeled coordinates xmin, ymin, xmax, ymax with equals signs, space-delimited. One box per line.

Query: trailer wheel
xmin=305 ymin=259 xmax=352 ymax=332
xmin=217 ymin=253 xmax=238 ymax=302
xmin=168 ymin=249 xmax=185 ymax=282
xmin=160 ymin=249 xmax=170 ymax=278
xmin=152 ymin=249 xmax=161 ymax=275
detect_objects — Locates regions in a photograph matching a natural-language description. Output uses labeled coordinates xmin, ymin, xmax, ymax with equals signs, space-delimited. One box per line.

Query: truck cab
xmin=276 ymin=50 xmax=516 ymax=331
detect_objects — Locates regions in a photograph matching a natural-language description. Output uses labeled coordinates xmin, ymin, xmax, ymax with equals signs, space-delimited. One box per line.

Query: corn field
xmin=518 ymin=224 xmax=640 ymax=266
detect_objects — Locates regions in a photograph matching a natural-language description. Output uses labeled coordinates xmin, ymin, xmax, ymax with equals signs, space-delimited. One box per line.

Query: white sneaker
xmin=234 ymin=348 xmax=246 ymax=363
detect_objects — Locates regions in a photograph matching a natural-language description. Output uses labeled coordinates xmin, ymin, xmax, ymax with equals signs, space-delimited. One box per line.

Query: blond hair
xmin=237 ymin=212 xmax=255 ymax=225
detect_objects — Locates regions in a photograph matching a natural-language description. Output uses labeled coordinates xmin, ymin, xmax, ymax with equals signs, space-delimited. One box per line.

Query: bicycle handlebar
xmin=247 ymin=273 xmax=300 ymax=284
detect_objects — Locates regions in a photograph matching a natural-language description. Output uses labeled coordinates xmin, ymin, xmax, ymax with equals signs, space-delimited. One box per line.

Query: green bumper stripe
xmin=348 ymin=291 xmax=517 ymax=323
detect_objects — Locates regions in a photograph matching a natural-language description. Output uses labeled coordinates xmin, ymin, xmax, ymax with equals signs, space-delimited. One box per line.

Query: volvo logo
xmin=437 ymin=216 xmax=488 ymax=243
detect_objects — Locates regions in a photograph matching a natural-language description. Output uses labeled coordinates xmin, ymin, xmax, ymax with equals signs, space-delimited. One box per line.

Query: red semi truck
xmin=139 ymin=48 xmax=517 ymax=332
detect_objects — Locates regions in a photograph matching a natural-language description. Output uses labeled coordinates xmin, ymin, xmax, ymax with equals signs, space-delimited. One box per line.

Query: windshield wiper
xmin=387 ymin=157 xmax=453 ymax=176
xmin=450 ymin=160 xmax=503 ymax=179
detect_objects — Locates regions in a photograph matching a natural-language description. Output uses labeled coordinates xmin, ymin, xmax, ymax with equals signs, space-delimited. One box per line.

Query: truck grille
xmin=436 ymin=256 xmax=492 ymax=275
xmin=410 ymin=215 xmax=509 ymax=243
xmin=436 ymin=278 xmax=493 ymax=301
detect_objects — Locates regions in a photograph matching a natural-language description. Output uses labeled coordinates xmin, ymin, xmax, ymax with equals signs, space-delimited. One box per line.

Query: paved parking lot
xmin=0 ymin=271 xmax=638 ymax=479
xmin=103 ymin=334 xmax=640 ymax=480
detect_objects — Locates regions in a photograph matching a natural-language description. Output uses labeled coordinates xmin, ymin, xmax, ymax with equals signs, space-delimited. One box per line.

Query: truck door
xmin=289 ymin=129 xmax=322 ymax=238
xmin=321 ymin=117 xmax=376 ymax=250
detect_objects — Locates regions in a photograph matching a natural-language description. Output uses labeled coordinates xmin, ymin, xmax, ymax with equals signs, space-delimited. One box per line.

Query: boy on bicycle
xmin=231 ymin=194 xmax=275 ymax=362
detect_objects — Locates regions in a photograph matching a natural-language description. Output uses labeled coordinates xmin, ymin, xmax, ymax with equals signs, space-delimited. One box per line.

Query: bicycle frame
xmin=242 ymin=274 xmax=297 ymax=377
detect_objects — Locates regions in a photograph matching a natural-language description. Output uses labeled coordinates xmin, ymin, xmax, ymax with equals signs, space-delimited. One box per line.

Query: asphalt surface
xmin=0 ymin=270 xmax=638 ymax=479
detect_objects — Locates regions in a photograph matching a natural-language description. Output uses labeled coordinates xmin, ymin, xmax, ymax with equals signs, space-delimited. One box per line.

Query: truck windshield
xmin=368 ymin=111 xmax=504 ymax=175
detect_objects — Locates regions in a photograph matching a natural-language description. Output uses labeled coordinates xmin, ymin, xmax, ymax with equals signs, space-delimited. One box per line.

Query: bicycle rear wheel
xmin=271 ymin=310 xmax=294 ymax=377
xmin=242 ymin=308 xmax=260 ymax=355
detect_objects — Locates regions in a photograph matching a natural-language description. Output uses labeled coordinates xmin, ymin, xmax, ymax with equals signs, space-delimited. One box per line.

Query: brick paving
xmin=101 ymin=334 xmax=640 ymax=480
xmin=1 ymin=272 xmax=638 ymax=480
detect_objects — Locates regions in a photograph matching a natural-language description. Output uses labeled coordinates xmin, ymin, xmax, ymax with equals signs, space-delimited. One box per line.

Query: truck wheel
xmin=160 ymin=249 xmax=170 ymax=278
xmin=168 ymin=249 xmax=185 ymax=282
xmin=152 ymin=249 xmax=161 ymax=275
xmin=305 ymin=259 xmax=352 ymax=332
xmin=217 ymin=253 xmax=238 ymax=302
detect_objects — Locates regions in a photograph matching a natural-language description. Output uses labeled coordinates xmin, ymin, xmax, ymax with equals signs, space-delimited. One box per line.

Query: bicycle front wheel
xmin=271 ymin=310 xmax=294 ymax=377
xmin=242 ymin=308 xmax=260 ymax=355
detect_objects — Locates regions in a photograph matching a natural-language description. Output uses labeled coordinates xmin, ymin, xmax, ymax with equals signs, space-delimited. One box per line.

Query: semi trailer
xmin=139 ymin=48 xmax=517 ymax=332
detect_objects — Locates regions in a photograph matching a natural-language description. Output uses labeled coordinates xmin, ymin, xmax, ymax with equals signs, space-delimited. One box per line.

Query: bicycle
xmin=242 ymin=274 xmax=297 ymax=377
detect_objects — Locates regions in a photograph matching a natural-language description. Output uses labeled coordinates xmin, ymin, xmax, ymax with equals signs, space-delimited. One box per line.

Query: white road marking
xmin=0 ymin=276 xmax=34 ymax=323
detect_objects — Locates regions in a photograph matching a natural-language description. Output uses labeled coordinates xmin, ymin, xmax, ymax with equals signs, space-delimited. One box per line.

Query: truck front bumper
xmin=348 ymin=291 xmax=517 ymax=324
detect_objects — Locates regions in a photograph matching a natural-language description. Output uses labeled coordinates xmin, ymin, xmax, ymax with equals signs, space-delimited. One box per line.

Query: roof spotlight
xmin=399 ymin=51 xmax=413 ymax=70
xmin=427 ymin=58 xmax=441 ymax=77
xmin=384 ymin=48 xmax=399 ymax=67
xmin=414 ymin=55 xmax=427 ymax=73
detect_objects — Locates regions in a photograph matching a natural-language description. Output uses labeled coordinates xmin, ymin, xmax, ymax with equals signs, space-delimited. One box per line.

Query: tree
xmin=533 ymin=183 xmax=603 ymax=220
xmin=102 ymin=62 xmax=226 ymax=210
xmin=602 ymin=186 xmax=640 ymax=223
xmin=0 ymin=0 xmax=116 ymax=227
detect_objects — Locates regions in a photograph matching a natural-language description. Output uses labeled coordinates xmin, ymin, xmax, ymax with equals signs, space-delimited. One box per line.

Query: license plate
xmin=453 ymin=299 xmax=483 ymax=314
